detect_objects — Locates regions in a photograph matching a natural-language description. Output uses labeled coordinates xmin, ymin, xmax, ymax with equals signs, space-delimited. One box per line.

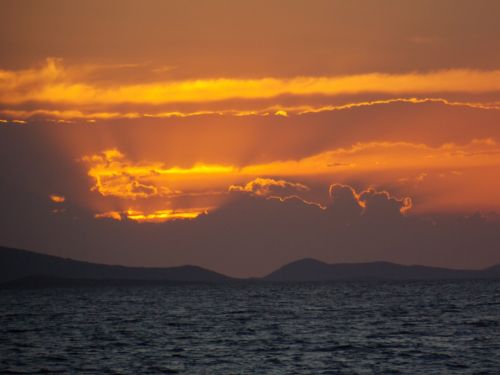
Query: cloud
xmin=2 ymin=180 xmax=499 ymax=277
xmin=242 ymin=139 xmax=500 ymax=178
xmin=359 ymin=189 xmax=413 ymax=218
xmin=5 ymin=61 xmax=500 ymax=105
xmin=82 ymin=149 xmax=166 ymax=199
xmin=328 ymin=184 xmax=412 ymax=221
xmin=95 ymin=208 xmax=207 ymax=223
xmin=1 ymin=2 xmax=500 ymax=278
xmin=2 ymin=100 xmax=500 ymax=231
xmin=82 ymin=148 xmax=233 ymax=200
xmin=1 ymin=59 xmax=500 ymax=122
xmin=328 ymin=184 xmax=363 ymax=220
xmin=229 ymin=177 xmax=309 ymax=197
xmin=49 ymin=194 xmax=65 ymax=203
xmin=2 ymin=97 xmax=500 ymax=123
xmin=3 ymin=1 xmax=500 ymax=80
xmin=77 ymin=137 xmax=500 ymax=217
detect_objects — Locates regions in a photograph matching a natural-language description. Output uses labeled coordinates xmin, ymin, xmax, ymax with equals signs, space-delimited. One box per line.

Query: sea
xmin=1 ymin=280 xmax=499 ymax=374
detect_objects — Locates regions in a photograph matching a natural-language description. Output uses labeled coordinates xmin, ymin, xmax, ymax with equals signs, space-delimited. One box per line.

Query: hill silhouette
xmin=1 ymin=247 xmax=499 ymax=287
xmin=0 ymin=246 xmax=230 ymax=285
xmin=264 ymin=258 xmax=500 ymax=281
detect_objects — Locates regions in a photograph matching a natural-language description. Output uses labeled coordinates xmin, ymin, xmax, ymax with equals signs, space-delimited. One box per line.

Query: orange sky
xmin=1 ymin=0 xmax=500 ymax=275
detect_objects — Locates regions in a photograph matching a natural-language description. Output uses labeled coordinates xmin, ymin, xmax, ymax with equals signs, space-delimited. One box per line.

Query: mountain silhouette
xmin=1 ymin=247 xmax=499 ymax=287
xmin=264 ymin=258 xmax=500 ymax=281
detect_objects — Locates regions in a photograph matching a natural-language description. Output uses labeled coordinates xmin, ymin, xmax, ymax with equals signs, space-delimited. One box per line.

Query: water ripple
xmin=1 ymin=280 xmax=500 ymax=374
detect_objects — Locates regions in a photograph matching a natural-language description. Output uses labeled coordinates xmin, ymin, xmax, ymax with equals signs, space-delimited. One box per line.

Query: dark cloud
xmin=359 ymin=188 xmax=412 ymax=219
xmin=1 ymin=178 xmax=499 ymax=277
xmin=328 ymin=184 xmax=363 ymax=220
xmin=327 ymin=183 xmax=412 ymax=222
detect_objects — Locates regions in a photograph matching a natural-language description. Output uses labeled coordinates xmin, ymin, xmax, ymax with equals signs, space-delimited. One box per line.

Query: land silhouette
xmin=0 ymin=246 xmax=229 ymax=286
xmin=1 ymin=246 xmax=499 ymax=287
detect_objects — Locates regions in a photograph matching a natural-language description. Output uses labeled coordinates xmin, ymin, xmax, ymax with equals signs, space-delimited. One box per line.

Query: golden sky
xmin=1 ymin=0 xmax=500 ymax=276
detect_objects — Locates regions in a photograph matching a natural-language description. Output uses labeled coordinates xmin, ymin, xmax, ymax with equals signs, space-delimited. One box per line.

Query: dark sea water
xmin=1 ymin=280 xmax=500 ymax=374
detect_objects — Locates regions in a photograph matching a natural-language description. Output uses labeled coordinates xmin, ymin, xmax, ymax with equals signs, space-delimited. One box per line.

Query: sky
xmin=1 ymin=0 xmax=500 ymax=277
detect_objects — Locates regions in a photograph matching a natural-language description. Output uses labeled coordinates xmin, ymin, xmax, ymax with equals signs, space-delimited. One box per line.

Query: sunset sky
xmin=1 ymin=0 xmax=500 ymax=277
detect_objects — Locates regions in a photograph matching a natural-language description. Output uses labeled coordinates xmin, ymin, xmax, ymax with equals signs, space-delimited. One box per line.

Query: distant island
xmin=0 ymin=246 xmax=230 ymax=286
xmin=264 ymin=258 xmax=500 ymax=281
xmin=1 ymin=246 xmax=499 ymax=287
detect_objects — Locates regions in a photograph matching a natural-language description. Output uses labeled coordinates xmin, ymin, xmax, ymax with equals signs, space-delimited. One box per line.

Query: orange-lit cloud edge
xmin=49 ymin=194 xmax=65 ymax=203
xmin=7 ymin=60 xmax=498 ymax=221
xmin=1 ymin=59 xmax=500 ymax=123
xmin=78 ymin=138 xmax=500 ymax=222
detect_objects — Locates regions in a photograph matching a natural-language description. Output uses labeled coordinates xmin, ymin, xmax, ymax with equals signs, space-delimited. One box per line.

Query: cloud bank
xmin=1 ymin=180 xmax=498 ymax=277
xmin=1 ymin=60 xmax=500 ymax=122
